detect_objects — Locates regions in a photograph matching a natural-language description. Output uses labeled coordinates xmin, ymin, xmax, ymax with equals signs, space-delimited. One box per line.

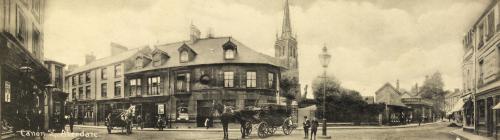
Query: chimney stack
xmin=190 ymin=23 xmax=201 ymax=43
xmin=85 ymin=53 xmax=96 ymax=64
xmin=110 ymin=42 xmax=128 ymax=56
xmin=396 ymin=79 xmax=400 ymax=91
xmin=67 ymin=64 xmax=79 ymax=72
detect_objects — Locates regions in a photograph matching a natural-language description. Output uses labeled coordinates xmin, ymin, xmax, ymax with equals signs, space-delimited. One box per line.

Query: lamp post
xmin=318 ymin=45 xmax=331 ymax=139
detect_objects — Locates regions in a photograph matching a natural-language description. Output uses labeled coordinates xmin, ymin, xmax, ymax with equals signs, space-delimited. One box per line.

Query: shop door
xmin=197 ymin=100 xmax=212 ymax=127
xmin=487 ymin=98 xmax=494 ymax=136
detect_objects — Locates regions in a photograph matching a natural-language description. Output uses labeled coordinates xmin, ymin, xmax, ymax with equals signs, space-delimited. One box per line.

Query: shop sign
xmin=158 ymin=104 xmax=165 ymax=114
xmin=5 ymin=81 xmax=10 ymax=102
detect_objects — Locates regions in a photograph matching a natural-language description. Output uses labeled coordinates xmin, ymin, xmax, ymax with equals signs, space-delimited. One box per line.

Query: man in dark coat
xmin=221 ymin=105 xmax=233 ymax=140
xmin=303 ymin=116 xmax=311 ymax=139
xmin=69 ymin=114 xmax=75 ymax=132
xmin=310 ymin=118 xmax=319 ymax=140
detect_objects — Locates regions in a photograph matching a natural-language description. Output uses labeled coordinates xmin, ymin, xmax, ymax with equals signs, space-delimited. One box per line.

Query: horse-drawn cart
xmin=234 ymin=103 xmax=296 ymax=138
xmin=105 ymin=107 xmax=134 ymax=134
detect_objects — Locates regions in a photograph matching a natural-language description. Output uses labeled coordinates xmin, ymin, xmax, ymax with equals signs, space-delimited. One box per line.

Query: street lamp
xmin=318 ymin=45 xmax=331 ymax=139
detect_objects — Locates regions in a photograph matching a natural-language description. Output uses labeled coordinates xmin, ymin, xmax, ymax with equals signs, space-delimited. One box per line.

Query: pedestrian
xmin=310 ymin=118 xmax=319 ymax=140
xmin=238 ymin=116 xmax=246 ymax=138
xmin=205 ymin=117 xmax=210 ymax=129
xmin=69 ymin=113 xmax=75 ymax=132
xmin=303 ymin=116 xmax=311 ymax=139
xmin=136 ymin=115 xmax=143 ymax=130
xmin=221 ymin=105 xmax=232 ymax=140
xmin=157 ymin=115 xmax=165 ymax=131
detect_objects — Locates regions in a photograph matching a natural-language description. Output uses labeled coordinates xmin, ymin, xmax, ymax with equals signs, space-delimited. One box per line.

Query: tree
xmin=311 ymin=75 xmax=380 ymax=122
xmin=419 ymin=71 xmax=446 ymax=117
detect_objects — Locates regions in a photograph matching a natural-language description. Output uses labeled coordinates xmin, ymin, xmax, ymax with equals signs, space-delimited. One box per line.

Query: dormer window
xmin=225 ymin=49 xmax=235 ymax=59
xmin=136 ymin=57 xmax=143 ymax=68
xmin=153 ymin=53 xmax=161 ymax=66
xmin=180 ymin=51 xmax=189 ymax=62
xmin=223 ymin=39 xmax=237 ymax=60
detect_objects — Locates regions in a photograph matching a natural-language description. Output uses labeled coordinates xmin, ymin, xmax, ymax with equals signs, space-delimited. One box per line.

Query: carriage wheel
xmin=257 ymin=122 xmax=268 ymax=138
xmin=245 ymin=122 xmax=252 ymax=136
xmin=282 ymin=120 xmax=293 ymax=135
xmin=282 ymin=125 xmax=292 ymax=135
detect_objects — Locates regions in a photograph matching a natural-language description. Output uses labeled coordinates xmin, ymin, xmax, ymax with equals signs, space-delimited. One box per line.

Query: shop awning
xmin=493 ymin=102 xmax=500 ymax=110
xmin=447 ymin=99 xmax=465 ymax=114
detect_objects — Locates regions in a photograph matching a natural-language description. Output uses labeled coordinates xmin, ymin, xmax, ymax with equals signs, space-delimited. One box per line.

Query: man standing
xmin=303 ymin=116 xmax=311 ymax=139
xmin=205 ymin=118 xmax=210 ymax=129
xmin=136 ymin=115 xmax=143 ymax=130
xmin=310 ymin=118 xmax=319 ymax=140
xmin=69 ymin=113 xmax=75 ymax=133
xmin=221 ymin=105 xmax=232 ymax=140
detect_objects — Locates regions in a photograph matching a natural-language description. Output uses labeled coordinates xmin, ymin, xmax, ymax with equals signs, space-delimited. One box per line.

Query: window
xmin=55 ymin=67 xmax=63 ymax=88
xmin=79 ymin=74 xmax=84 ymax=84
xmin=114 ymin=64 xmax=121 ymax=77
xmin=225 ymin=49 xmax=235 ymax=59
xmin=136 ymin=57 xmax=143 ymax=68
xmin=72 ymin=88 xmax=77 ymax=100
xmin=268 ymin=73 xmax=274 ymax=88
xmin=101 ymin=83 xmax=107 ymax=98
xmin=32 ymin=0 xmax=41 ymax=14
xmin=85 ymin=72 xmax=91 ymax=83
xmin=130 ymin=78 xmax=142 ymax=96
xmin=176 ymin=74 xmax=190 ymax=92
xmin=153 ymin=54 xmax=162 ymax=66
xmin=72 ymin=76 xmax=77 ymax=86
xmin=487 ymin=12 xmax=495 ymax=39
xmin=479 ymin=60 xmax=484 ymax=85
xmin=246 ymin=72 xmax=256 ymax=88
xmin=224 ymin=72 xmax=234 ymax=88
xmin=479 ymin=23 xmax=485 ymax=48
xmin=101 ymin=68 xmax=107 ymax=80
xmin=32 ymin=29 xmax=40 ymax=59
xmin=148 ymin=76 xmax=161 ymax=95
xmin=16 ymin=9 xmax=26 ymax=42
xmin=85 ymin=86 xmax=91 ymax=99
xmin=245 ymin=99 xmax=257 ymax=107
xmin=79 ymin=87 xmax=84 ymax=99
xmin=115 ymin=81 xmax=121 ymax=97
xmin=180 ymin=51 xmax=189 ymax=62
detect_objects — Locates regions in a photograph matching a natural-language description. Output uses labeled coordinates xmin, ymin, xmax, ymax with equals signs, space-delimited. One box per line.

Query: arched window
xmin=225 ymin=49 xmax=235 ymax=59
xmin=180 ymin=51 xmax=189 ymax=62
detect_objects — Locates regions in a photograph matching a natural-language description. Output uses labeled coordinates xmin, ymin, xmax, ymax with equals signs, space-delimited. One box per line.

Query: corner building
xmin=125 ymin=36 xmax=284 ymax=127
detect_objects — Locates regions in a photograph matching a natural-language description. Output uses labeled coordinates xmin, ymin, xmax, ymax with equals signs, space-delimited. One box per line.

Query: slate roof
xmin=375 ymin=83 xmax=406 ymax=107
xmin=126 ymin=37 xmax=284 ymax=74
xmin=67 ymin=46 xmax=149 ymax=76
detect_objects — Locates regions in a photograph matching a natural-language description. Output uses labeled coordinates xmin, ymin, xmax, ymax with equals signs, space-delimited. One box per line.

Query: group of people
xmin=302 ymin=116 xmax=320 ymax=140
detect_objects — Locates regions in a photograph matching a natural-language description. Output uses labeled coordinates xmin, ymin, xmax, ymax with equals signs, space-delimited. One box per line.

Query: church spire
xmin=282 ymin=0 xmax=292 ymax=38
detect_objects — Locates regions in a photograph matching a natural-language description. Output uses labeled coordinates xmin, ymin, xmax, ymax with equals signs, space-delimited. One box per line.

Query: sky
xmin=44 ymin=0 xmax=491 ymax=98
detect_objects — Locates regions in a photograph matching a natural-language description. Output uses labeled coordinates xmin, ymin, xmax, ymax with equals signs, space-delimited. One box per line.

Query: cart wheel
xmin=270 ymin=126 xmax=277 ymax=134
xmin=257 ymin=122 xmax=268 ymax=138
xmin=282 ymin=125 xmax=292 ymax=135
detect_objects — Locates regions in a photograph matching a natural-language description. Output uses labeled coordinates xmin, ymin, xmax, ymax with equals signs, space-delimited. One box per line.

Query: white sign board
xmin=5 ymin=81 xmax=10 ymax=102
xmin=158 ymin=104 xmax=165 ymax=114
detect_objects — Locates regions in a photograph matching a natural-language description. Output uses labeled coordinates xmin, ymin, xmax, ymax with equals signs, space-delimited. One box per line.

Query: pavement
xmin=70 ymin=121 xmax=441 ymax=132
xmin=451 ymin=129 xmax=491 ymax=140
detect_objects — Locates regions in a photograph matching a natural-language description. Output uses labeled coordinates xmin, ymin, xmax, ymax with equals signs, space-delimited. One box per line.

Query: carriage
xmin=233 ymin=103 xmax=297 ymax=138
xmin=105 ymin=107 xmax=134 ymax=134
